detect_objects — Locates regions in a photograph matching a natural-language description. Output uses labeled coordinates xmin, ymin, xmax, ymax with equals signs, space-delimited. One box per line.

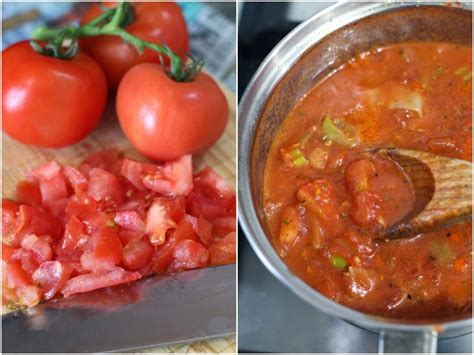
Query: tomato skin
xmin=117 ymin=65 xmax=229 ymax=160
xmin=2 ymin=41 xmax=108 ymax=147
xmin=80 ymin=2 xmax=189 ymax=89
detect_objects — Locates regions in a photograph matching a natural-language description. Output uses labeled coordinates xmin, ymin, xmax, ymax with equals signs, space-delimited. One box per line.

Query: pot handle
xmin=378 ymin=330 xmax=437 ymax=354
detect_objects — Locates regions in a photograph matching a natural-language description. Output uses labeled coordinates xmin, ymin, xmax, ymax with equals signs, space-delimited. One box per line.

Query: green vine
xmin=30 ymin=1 xmax=203 ymax=82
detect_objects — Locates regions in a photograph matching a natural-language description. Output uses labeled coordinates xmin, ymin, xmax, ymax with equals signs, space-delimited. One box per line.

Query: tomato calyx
xmin=30 ymin=1 xmax=202 ymax=82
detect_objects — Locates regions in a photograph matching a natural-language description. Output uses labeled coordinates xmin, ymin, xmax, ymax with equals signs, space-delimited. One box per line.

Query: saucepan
xmin=238 ymin=2 xmax=472 ymax=353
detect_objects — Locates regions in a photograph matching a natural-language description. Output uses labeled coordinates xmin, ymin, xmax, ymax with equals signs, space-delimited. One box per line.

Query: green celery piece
xmin=322 ymin=116 xmax=359 ymax=147
xmin=330 ymin=254 xmax=347 ymax=270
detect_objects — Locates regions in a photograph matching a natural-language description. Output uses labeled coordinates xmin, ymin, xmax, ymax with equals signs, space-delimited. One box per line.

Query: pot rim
xmin=238 ymin=1 xmax=472 ymax=333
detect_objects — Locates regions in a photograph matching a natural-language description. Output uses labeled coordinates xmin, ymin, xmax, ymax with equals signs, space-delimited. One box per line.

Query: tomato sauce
xmin=263 ymin=42 xmax=472 ymax=320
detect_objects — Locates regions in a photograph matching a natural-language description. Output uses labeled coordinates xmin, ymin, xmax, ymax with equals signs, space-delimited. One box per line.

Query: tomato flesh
xmin=2 ymin=150 xmax=235 ymax=308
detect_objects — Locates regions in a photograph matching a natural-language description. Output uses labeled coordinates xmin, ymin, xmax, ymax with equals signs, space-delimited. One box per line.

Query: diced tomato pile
xmin=2 ymin=150 xmax=236 ymax=308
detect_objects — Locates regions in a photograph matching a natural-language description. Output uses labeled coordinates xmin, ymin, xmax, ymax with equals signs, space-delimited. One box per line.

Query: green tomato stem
xmin=30 ymin=1 xmax=201 ymax=82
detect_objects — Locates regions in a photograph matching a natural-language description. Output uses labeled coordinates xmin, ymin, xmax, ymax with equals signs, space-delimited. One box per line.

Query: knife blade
xmin=2 ymin=264 xmax=236 ymax=352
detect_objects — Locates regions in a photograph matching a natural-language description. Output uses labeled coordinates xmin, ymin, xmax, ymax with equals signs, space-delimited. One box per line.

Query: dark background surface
xmin=237 ymin=2 xmax=472 ymax=353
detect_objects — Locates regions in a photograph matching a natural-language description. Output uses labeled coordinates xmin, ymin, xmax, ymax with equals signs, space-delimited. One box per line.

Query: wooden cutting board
xmin=2 ymin=84 xmax=236 ymax=353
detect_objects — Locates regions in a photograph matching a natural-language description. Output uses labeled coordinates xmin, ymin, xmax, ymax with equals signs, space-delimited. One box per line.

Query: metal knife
xmin=2 ymin=264 xmax=236 ymax=352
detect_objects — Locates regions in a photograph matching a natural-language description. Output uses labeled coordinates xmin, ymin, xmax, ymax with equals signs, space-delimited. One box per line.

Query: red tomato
xmin=2 ymin=41 xmax=107 ymax=147
xmin=122 ymin=238 xmax=154 ymax=270
xmin=61 ymin=267 xmax=141 ymax=298
xmin=80 ymin=2 xmax=189 ymax=89
xmin=117 ymin=65 xmax=228 ymax=160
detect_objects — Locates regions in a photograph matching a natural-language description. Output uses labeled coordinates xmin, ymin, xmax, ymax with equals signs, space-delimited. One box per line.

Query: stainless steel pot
xmin=238 ymin=2 xmax=472 ymax=353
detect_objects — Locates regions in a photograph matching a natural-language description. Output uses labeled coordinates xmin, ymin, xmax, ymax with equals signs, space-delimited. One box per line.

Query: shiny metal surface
xmin=238 ymin=0 xmax=471 ymax=339
xmin=2 ymin=264 xmax=236 ymax=352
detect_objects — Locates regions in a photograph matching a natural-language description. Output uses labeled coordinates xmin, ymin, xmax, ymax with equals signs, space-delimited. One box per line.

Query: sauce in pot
xmin=263 ymin=42 xmax=472 ymax=320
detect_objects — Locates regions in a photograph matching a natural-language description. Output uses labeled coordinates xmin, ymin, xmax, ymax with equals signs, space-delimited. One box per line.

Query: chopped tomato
xmin=5 ymin=260 xmax=40 ymax=307
xmin=56 ymin=216 xmax=88 ymax=258
xmin=195 ymin=168 xmax=234 ymax=198
xmin=3 ymin=150 xmax=235 ymax=307
xmin=142 ymin=155 xmax=193 ymax=196
xmin=345 ymin=159 xmax=376 ymax=194
xmin=170 ymin=239 xmax=209 ymax=271
xmin=121 ymin=158 xmax=147 ymax=191
xmin=2 ymin=199 xmax=20 ymax=238
xmin=61 ymin=267 xmax=142 ymax=298
xmin=186 ymin=170 xmax=236 ymax=220
xmin=32 ymin=261 xmax=73 ymax=300
xmin=145 ymin=198 xmax=177 ymax=246
xmin=63 ymin=166 xmax=88 ymax=192
xmin=88 ymin=168 xmax=124 ymax=204
xmin=31 ymin=161 xmax=69 ymax=208
xmin=209 ymin=232 xmax=236 ymax=266
xmin=122 ymin=238 xmax=154 ymax=270
xmin=7 ymin=205 xmax=63 ymax=247
xmin=212 ymin=216 xmax=236 ymax=238
xmin=195 ymin=215 xmax=213 ymax=246
xmin=16 ymin=180 xmax=42 ymax=207
xmin=350 ymin=191 xmax=382 ymax=227
xmin=65 ymin=192 xmax=98 ymax=221
xmin=2 ymin=243 xmax=16 ymax=262
xmin=81 ymin=226 xmax=122 ymax=272
xmin=114 ymin=211 xmax=145 ymax=233
xmin=152 ymin=218 xmax=197 ymax=273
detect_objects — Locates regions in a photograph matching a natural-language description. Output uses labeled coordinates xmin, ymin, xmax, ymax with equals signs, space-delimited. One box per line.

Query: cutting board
xmin=2 ymin=84 xmax=236 ymax=353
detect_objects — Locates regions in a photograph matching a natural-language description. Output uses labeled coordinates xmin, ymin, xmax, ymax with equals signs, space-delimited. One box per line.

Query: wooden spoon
xmin=376 ymin=148 xmax=472 ymax=240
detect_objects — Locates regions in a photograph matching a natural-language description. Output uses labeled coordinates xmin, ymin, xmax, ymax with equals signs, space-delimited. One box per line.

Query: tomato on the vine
xmin=80 ymin=2 xmax=189 ymax=90
xmin=116 ymin=64 xmax=229 ymax=161
xmin=2 ymin=41 xmax=107 ymax=148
